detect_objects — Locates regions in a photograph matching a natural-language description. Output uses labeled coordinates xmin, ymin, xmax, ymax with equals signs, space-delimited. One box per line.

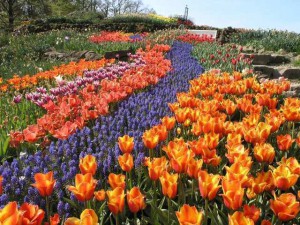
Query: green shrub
xmin=0 ymin=32 xmax=9 ymax=47
xmin=229 ymin=29 xmax=300 ymax=53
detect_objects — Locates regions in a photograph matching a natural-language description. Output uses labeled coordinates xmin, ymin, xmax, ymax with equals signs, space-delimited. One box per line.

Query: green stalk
xmin=152 ymin=180 xmax=157 ymax=205
xmin=129 ymin=170 xmax=133 ymax=189
xmin=115 ymin=214 xmax=120 ymax=225
xmin=204 ymin=198 xmax=209 ymax=225
xmin=45 ymin=196 xmax=50 ymax=224
xmin=134 ymin=213 xmax=138 ymax=225
xmin=168 ymin=197 xmax=171 ymax=224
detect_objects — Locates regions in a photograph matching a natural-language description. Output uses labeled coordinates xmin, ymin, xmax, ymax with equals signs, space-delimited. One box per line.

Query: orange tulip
xmin=118 ymin=135 xmax=134 ymax=154
xmin=223 ymin=99 xmax=237 ymax=115
xmin=20 ymin=202 xmax=45 ymax=225
xmin=281 ymin=97 xmax=300 ymax=121
xmin=186 ymin=158 xmax=203 ymax=179
xmin=46 ymin=214 xmax=60 ymax=225
xmin=108 ymin=173 xmax=125 ymax=189
xmin=282 ymin=157 xmax=300 ymax=175
xmin=142 ymin=129 xmax=159 ymax=149
xmin=31 ymin=171 xmax=56 ymax=197
xmin=296 ymin=135 xmax=300 ymax=147
xmin=170 ymin=148 xmax=194 ymax=174
xmin=67 ymin=173 xmax=97 ymax=202
xmin=276 ymin=134 xmax=294 ymax=151
xmin=226 ymin=133 xmax=242 ymax=147
xmin=161 ymin=116 xmax=176 ymax=130
xmin=261 ymin=220 xmax=271 ymax=225
xmin=174 ymin=108 xmax=190 ymax=124
xmin=221 ymin=178 xmax=244 ymax=210
xmin=204 ymin=132 xmax=219 ymax=149
xmin=264 ymin=111 xmax=285 ymax=133
xmin=198 ymin=170 xmax=221 ymax=200
xmin=271 ymin=164 xmax=298 ymax=190
xmin=249 ymin=170 xmax=275 ymax=194
xmin=176 ymin=204 xmax=203 ymax=225
xmin=64 ymin=209 xmax=98 ymax=225
xmin=201 ymin=148 xmax=221 ymax=167
xmin=144 ymin=156 xmax=168 ymax=181
xmin=225 ymin=162 xmax=250 ymax=188
xmin=79 ymin=155 xmax=97 ymax=175
xmin=118 ymin=153 xmax=134 ymax=172
xmin=159 ymin=171 xmax=178 ymax=199
xmin=228 ymin=211 xmax=254 ymax=225
xmin=0 ymin=202 xmax=21 ymax=225
xmin=253 ymin=143 xmax=275 ymax=163
xmin=243 ymin=204 xmax=260 ymax=223
xmin=94 ymin=189 xmax=106 ymax=201
xmin=106 ymin=187 xmax=125 ymax=215
xmin=243 ymin=122 xmax=271 ymax=145
xmin=225 ymin=144 xmax=248 ymax=164
xmin=270 ymin=192 xmax=300 ymax=221
xmin=152 ymin=125 xmax=168 ymax=142
xmin=126 ymin=187 xmax=146 ymax=213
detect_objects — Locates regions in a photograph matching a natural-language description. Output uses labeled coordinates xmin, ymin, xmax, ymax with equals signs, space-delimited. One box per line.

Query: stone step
xmin=244 ymin=53 xmax=290 ymax=65
xmin=253 ymin=65 xmax=300 ymax=80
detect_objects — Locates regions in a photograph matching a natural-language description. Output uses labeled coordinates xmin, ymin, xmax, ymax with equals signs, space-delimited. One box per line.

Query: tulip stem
xmin=115 ymin=214 xmax=120 ymax=225
xmin=152 ymin=180 xmax=157 ymax=205
xmin=45 ymin=196 xmax=50 ymax=224
xmin=134 ymin=213 xmax=138 ymax=225
xmin=191 ymin=179 xmax=195 ymax=201
xmin=167 ymin=197 xmax=171 ymax=224
xmin=204 ymin=199 xmax=209 ymax=225
xmin=292 ymin=121 xmax=295 ymax=139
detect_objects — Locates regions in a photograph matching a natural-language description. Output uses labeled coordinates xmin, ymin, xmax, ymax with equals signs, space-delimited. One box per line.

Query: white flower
xmin=242 ymin=68 xmax=250 ymax=75
xmin=55 ymin=75 xmax=63 ymax=84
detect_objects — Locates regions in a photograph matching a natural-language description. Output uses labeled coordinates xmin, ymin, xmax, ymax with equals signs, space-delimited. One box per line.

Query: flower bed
xmin=89 ymin=31 xmax=147 ymax=43
xmin=9 ymin=44 xmax=171 ymax=148
xmin=0 ymin=41 xmax=204 ymax=224
xmin=1 ymin=29 xmax=299 ymax=225
xmin=25 ymin=54 xmax=145 ymax=106
xmin=0 ymin=58 xmax=113 ymax=93
xmin=105 ymin=70 xmax=296 ymax=224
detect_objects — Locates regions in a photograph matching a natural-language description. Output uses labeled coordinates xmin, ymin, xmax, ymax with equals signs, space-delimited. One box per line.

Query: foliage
xmin=229 ymin=29 xmax=300 ymax=53
xmin=293 ymin=60 xmax=300 ymax=67
xmin=0 ymin=29 xmax=141 ymax=79
xmin=101 ymin=13 xmax=176 ymax=25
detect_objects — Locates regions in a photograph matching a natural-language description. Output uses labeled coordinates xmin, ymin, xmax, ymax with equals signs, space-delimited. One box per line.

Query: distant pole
xmin=184 ymin=5 xmax=189 ymax=21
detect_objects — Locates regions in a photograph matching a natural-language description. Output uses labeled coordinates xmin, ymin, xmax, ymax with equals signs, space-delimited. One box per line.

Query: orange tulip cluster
xmin=89 ymin=31 xmax=132 ymax=43
xmin=0 ymin=171 xmax=60 ymax=225
xmin=0 ymin=201 xmax=46 ymax=225
xmin=89 ymin=31 xmax=148 ymax=43
xmin=138 ymin=70 xmax=300 ymax=223
xmin=10 ymin=44 xmax=171 ymax=146
xmin=66 ymin=145 xmax=145 ymax=218
xmin=0 ymin=59 xmax=112 ymax=92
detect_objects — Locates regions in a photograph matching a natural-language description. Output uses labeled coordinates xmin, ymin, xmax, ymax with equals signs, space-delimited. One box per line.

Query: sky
xmin=142 ymin=0 xmax=300 ymax=33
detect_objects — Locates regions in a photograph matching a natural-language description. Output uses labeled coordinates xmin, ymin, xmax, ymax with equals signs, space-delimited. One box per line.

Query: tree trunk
xmin=8 ymin=0 xmax=14 ymax=31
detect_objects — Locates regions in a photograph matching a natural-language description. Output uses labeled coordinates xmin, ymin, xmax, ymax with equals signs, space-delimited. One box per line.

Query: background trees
xmin=0 ymin=0 xmax=154 ymax=31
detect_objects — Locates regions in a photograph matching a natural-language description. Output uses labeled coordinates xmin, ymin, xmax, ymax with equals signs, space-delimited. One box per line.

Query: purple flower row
xmin=0 ymin=41 xmax=204 ymax=217
xmin=24 ymin=54 xmax=145 ymax=107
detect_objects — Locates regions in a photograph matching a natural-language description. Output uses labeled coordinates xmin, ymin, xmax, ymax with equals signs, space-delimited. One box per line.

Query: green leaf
xmin=63 ymin=197 xmax=80 ymax=210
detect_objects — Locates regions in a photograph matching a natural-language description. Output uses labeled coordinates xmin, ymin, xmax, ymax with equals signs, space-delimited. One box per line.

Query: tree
xmin=96 ymin=0 xmax=154 ymax=17
xmin=0 ymin=0 xmax=21 ymax=31
xmin=0 ymin=0 xmax=51 ymax=31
